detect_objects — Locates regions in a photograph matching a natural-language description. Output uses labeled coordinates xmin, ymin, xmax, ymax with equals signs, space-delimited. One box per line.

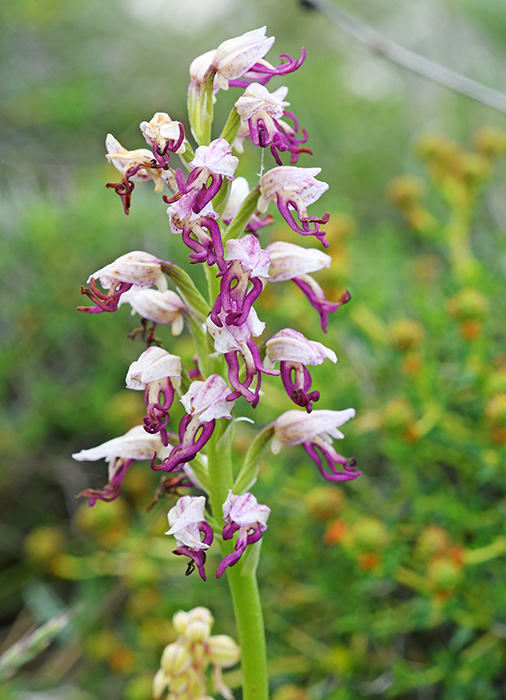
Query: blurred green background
xmin=2 ymin=0 xmax=506 ymax=698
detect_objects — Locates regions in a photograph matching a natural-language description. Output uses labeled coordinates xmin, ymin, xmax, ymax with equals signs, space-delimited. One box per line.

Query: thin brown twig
xmin=301 ymin=0 xmax=506 ymax=114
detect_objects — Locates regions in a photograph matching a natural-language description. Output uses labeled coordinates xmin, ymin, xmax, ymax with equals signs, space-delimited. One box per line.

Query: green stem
xmin=206 ymin=429 xmax=270 ymax=700
xmin=227 ymin=561 xmax=269 ymax=700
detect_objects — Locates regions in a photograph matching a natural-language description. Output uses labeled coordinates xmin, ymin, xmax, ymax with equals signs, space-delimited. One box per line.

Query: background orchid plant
xmin=71 ymin=27 xmax=360 ymax=699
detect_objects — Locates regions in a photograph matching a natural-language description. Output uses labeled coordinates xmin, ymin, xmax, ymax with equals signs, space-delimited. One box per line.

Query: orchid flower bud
xmin=206 ymin=634 xmax=241 ymax=668
xmin=160 ymin=641 xmax=192 ymax=677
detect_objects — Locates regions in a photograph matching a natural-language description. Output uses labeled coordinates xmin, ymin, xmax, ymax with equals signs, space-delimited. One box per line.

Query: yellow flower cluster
xmin=153 ymin=607 xmax=240 ymax=700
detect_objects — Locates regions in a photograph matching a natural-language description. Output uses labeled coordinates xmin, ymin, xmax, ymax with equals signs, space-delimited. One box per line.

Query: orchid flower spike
xmin=126 ymin=347 xmax=182 ymax=446
xmin=272 ymin=409 xmax=361 ymax=482
xmin=72 ymin=425 xmax=171 ymax=506
xmin=166 ymin=496 xmax=214 ymax=581
xmin=216 ymin=491 xmax=270 ymax=578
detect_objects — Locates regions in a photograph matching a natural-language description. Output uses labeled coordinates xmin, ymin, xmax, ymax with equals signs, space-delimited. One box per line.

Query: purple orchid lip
xmin=152 ymin=415 xmax=217 ymax=473
xmin=76 ymin=458 xmax=134 ymax=507
xmin=228 ymin=48 xmax=306 ymax=87
xmin=210 ymin=265 xmax=263 ymax=329
xmin=173 ymin=520 xmax=214 ymax=581
xmin=106 ymin=164 xmax=142 ymax=215
xmin=303 ymin=440 xmax=361 ymax=482
xmin=293 ymin=279 xmax=351 ymax=333
xmin=78 ymin=279 xmax=133 ymax=314
xmin=280 ymin=362 xmax=320 ymax=412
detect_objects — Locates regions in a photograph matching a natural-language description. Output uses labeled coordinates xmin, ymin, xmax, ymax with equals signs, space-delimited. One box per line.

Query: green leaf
xmin=223 ymin=186 xmax=261 ymax=244
xmin=161 ymin=261 xmax=210 ymax=320
xmin=233 ymin=424 xmax=275 ymax=494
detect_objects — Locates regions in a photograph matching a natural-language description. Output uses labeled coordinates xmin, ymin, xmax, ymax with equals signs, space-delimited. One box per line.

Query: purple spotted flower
xmin=259 ymin=167 xmax=330 ymax=246
xmin=126 ymin=347 xmax=182 ymax=446
xmin=166 ymin=496 xmax=214 ymax=581
xmin=78 ymin=251 xmax=168 ymax=314
xmin=265 ymin=241 xmax=349 ymax=332
xmin=272 ymin=409 xmax=361 ymax=482
xmin=153 ymin=375 xmax=234 ymax=473
xmin=207 ymin=308 xmax=279 ymax=408
xmin=167 ymin=193 xmax=226 ymax=271
xmin=72 ymin=426 xmax=171 ymax=506
xmin=216 ymin=491 xmax=270 ymax=578
xmin=167 ymin=139 xmax=238 ymax=215
xmin=235 ymin=83 xmax=311 ymax=165
xmin=265 ymin=329 xmax=337 ymax=412
xmin=210 ymin=234 xmax=270 ymax=329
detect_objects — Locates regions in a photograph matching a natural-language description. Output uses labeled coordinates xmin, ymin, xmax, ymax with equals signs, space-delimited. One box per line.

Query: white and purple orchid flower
xmin=72 ymin=425 xmax=171 ymax=506
xmin=167 ymin=194 xmax=226 ymax=271
xmin=259 ymin=166 xmax=330 ymax=246
xmin=189 ymin=27 xmax=304 ymax=94
xmin=126 ymin=347 xmax=182 ymax=447
xmin=152 ymin=375 xmax=234 ymax=473
xmin=272 ymin=409 xmax=361 ymax=483
xmin=166 ymin=496 xmax=214 ymax=581
xmin=78 ymin=251 xmax=168 ymax=315
xmin=216 ymin=491 xmax=270 ymax=578
xmin=105 ymin=134 xmax=175 ymax=214
xmin=210 ymin=234 xmax=270 ymax=329
xmin=139 ymin=112 xmax=186 ymax=168
xmin=235 ymin=83 xmax=311 ymax=165
xmin=166 ymin=138 xmax=238 ymax=215
xmin=207 ymin=307 xmax=279 ymax=408
xmin=265 ymin=329 xmax=337 ymax=412
xmin=265 ymin=241 xmax=350 ymax=332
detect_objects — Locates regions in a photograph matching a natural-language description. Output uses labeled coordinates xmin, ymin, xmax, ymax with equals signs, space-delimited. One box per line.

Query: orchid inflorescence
xmin=72 ymin=27 xmax=361 ymax=584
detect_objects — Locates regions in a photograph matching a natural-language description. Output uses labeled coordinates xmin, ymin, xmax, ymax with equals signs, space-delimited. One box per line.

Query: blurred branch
xmin=301 ymin=0 xmax=506 ymax=114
